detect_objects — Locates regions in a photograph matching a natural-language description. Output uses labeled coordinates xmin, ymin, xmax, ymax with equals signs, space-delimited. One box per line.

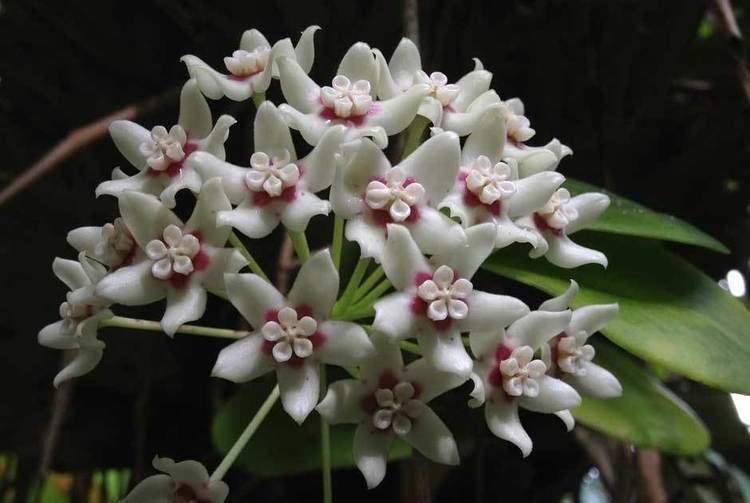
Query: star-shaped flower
xmin=276 ymin=42 xmax=429 ymax=148
xmin=96 ymin=79 xmax=236 ymax=208
xmin=468 ymin=308 xmax=582 ymax=457
xmin=38 ymin=253 xmax=113 ymax=387
xmin=316 ymin=342 xmax=465 ymax=489
xmin=373 ymin=224 xmax=529 ymax=376
xmin=515 ymin=188 xmax=610 ymax=268
xmin=439 ymin=107 xmax=566 ymax=248
xmin=181 ymin=26 xmax=320 ymax=101
xmin=94 ymin=179 xmax=245 ymax=336
xmin=539 ymin=280 xmax=622 ymax=400
xmin=374 ymin=37 xmax=501 ymax=135
xmin=188 ymin=101 xmax=345 ymax=238
xmin=67 ymin=217 xmax=138 ymax=269
xmin=212 ymin=250 xmax=375 ymax=424
xmin=331 ymin=132 xmax=466 ymax=261
xmin=122 ymin=456 xmax=228 ymax=503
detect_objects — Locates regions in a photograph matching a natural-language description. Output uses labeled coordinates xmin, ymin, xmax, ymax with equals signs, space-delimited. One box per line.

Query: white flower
xmin=277 ymin=42 xmax=430 ymax=148
xmin=67 ymin=217 xmax=137 ymax=269
xmin=468 ymin=308 xmax=582 ymax=457
xmin=181 ymin=26 xmax=320 ymax=102
xmin=122 ymin=456 xmax=228 ymax=503
xmin=330 ymin=132 xmax=466 ymax=261
xmin=188 ymin=102 xmax=344 ymax=238
xmin=539 ymin=280 xmax=622 ymax=398
xmin=439 ymin=107 xmax=566 ymax=249
xmin=373 ymin=224 xmax=529 ymax=376
xmin=374 ymin=38 xmax=501 ymax=135
xmin=94 ymin=179 xmax=245 ymax=336
xmin=500 ymin=97 xmax=573 ymax=177
xmin=96 ymin=79 xmax=237 ymax=208
xmin=515 ymin=188 xmax=611 ymax=268
xmin=211 ymin=250 xmax=375 ymax=424
xmin=316 ymin=343 xmax=465 ymax=489
xmin=38 ymin=253 xmax=113 ymax=387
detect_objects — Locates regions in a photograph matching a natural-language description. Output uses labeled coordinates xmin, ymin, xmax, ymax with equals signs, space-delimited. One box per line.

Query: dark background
xmin=1 ymin=0 xmax=749 ymax=501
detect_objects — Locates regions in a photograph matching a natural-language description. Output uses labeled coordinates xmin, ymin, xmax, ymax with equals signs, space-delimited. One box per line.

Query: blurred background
xmin=1 ymin=0 xmax=750 ymax=501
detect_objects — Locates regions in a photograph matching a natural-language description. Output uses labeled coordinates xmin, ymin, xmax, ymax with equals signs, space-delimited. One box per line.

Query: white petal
xmin=462 ymin=292 xmax=529 ymax=333
xmin=520 ymin=375 xmax=581 ymax=413
xmin=52 ymin=258 xmax=89 ymax=291
xmin=461 ymin=105 xmax=506 ymax=165
xmin=506 ymin=171 xmax=566 ymax=219
xmin=416 ymin=329 xmax=473 ymax=377
xmin=565 ymin=193 xmax=610 ymax=235
xmin=453 ymin=69 xmax=493 ymax=112
xmin=217 ymin=204 xmax=281 ymax=239
xmin=337 ymin=42 xmax=377 ymax=86
xmin=432 ymin=222 xmax=496 ymax=279
xmin=119 ymin=191 xmax=182 ymax=249
xmin=277 ymin=57 xmax=322 ymax=113
xmin=442 ymin=90 xmax=502 ymax=135
xmin=345 ymin=215 xmax=387 ymax=261
xmin=109 ymin=120 xmax=150 ymax=170
xmin=53 ymin=345 xmax=104 ymax=388
xmin=538 ymin=280 xmax=579 ymax=312
xmin=438 ymin=192 xmax=477 ymax=228
xmin=469 ymin=330 xmax=504 ymax=360
xmin=211 ymin=333 xmax=275 ymax=382
xmin=555 ymin=410 xmax=576 ymax=432
xmin=300 ymin=125 xmax=348 ymax=193
xmin=121 ymin=474 xmax=173 ymax=503
xmin=66 ymin=226 xmax=104 ymax=257
xmin=186 ymin=152 xmax=247 ymax=204
xmin=544 ymin=234 xmax=608 ymax=269
xmin=195 ymin=114 xmax=237 ymax=160
xmin=274 ymin=341 xmax=294 ymax=362
xmin=564 ymin=361 xmax=622 ymax=398
xmin=373 ymin=49 xmax=400 ymax=100
xmin=373 ymin=293 xmax=417 ymax=342
xmin=506 ymin=309 xmax=572 ymax=351
xmin=403 ymin=358 xmax=468 ymax=402
xmin=317 ymin=321 xmax=375 ymax=366
xmin=96 ymin=260 xmax=166 ymax=305
xmin=161 ymin=284 xmax=207 ymax=336
xmin=399 ymin=131 xmax=460 ymax=205
xmin=280 ymin=192 xmax=331 ymax=232
xmin=408 ymin=207 xmax=466 ymax=256
xmin=253 ymin=101 xmax=297 ymax=160
xmin=353 ymin=423 xmax=392 ymax=489
xmin=367 ymin=84 xmax=431 ymax=135
xmin=277 ymin=361 xmax=320 ymax=424
xmin=316 ymin=379 xmax=367 ymax=424
xmin=38 ymin=321 xmax=75 ymax=350
xmin=569 ymin=304 xmax=619 ymax=341
xmin=225 ymin=273 xmax=286 ymax=329
xmin=331 ymin=138 xmax=391 ymax=217
xmin=288 ymin=249 xmax=338 ymax=319
xmin=95 ymin=171 xmax=162 ymax=200
xmin=185 ymin=178 xmax=232 ymax=247
xmin=402 ymin=406 xmax=459 ymax=465
xmin=201 ymin=248 xmax=245 ymax=295
xmin=294 ymin=25 xmax=320 ymax=73
xmin=178 ymin=79 xmax=212 ymax=138
xmin=382 ymin=224 xmax=431 ymax=290
xmin=277 ymin=104 xmax=331 ymax=146
xmin=484 ymin=399 xmax=531 ymax=457
xmin=388 ymin=38 xmax=421 ymax=91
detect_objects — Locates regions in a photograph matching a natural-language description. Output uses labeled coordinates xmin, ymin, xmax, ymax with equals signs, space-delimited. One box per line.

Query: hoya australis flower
xmin=500 ymin=97 xmax=573 ymax=177
xmin=373 ymin=224 xmax=528 ymax=376
xmin=122 ymin=456 xmax=228 ymax=503
xmin=96 ymin=79 xmax=236 ymax=208
xmin=374 ymin=37 xmax=500 ymax=135
xmin=212 ymin=250 xmax=375 ymax=424
xmin=38 ymin=253 xmax=113 ymax=387
xmin=316 ymin=342 xmax=464 ymax=489
xmin=439 ymin=107 xmax=566 ymax=248
xmin=67 ymin=217 xmax=138 ymax=269
xmin=95 ymin=179 xmax=245 ymax=336
xmin=188 ymin=101 xmax=345 ymax=238
xmin=468 ymin=308 xmax=582 ymax=457
xmin=539 ymin=280 xmax=622 ymax=399
xmin=515 ymin=188 xmax=610 ymax=268
xmin=277 ymin=42 xmax=430 ymax=148
xmin=331 ymin=132 xmax=466 ymax=261
xmin=181 ymin=26 xmax=320 ymax=102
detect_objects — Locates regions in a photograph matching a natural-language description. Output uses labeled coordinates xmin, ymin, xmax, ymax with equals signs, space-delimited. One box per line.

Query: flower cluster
xmin=39 ymin=27 xmax=621 ymax=498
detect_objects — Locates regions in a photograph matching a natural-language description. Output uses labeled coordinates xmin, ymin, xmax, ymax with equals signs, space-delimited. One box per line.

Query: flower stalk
xmin=100 ymin=316 xmax=247 ymax=339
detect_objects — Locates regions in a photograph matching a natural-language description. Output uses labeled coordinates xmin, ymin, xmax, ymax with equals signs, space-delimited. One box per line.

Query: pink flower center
xmin=147 ymin=141 xmax=199 ymax=178
xmin=260 ymin=304 xmax=327 ymax=368
xmin=459 ymin=170 xmax=502 ymax=216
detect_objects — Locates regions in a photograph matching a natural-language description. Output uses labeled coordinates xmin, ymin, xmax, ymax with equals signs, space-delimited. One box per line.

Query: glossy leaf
xmin=574 ymin=340 xmax=710 ymax=455
xmin=565 ymin=178 xmax=729 ymax=254
xmin=484 ymin=233 xmax=750 ymax=393
xmin=212 ymin=380 xmax=411 ymax=477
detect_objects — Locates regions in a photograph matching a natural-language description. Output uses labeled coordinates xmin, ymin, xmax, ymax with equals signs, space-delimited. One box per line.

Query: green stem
xmin=320 ymin=365 xmax=333 ymax=503
xmin=331 ymin=215 xmax=344 ymax=270
xmin=352 ymin=266 xmax=384 ymax=304
xmin=251 ymin=92 xmax=266 ymax=108
xmin=350 ymin=278 xmax=392 ymax=312
xmin=401 ymin=115 xmax=429 ymax=158
xmin=99 ymin=316 xmax=247 ymax=339
xmin=288 ymin=230 xmax=310 ymax=263
xmin=400 ymin=340 xmax=421 ymax=355
xmin=210 ymin=385 xmax=280 ymax=482
xmin=333 ymin=258 xmax=370 ymax=317
xmin=228 ymin=232 xmax=269 ymax=282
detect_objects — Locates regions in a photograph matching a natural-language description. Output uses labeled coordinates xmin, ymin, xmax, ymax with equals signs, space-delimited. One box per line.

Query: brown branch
xmin=275 ymin=235 xmax=297 ymax=294
xmin=37 ymin=351 xmax=75 ymax=478
xmin=638 ymin=449 xmax=667 ymax=503
xmin=707 ymin=0 xmax=750 ymax=103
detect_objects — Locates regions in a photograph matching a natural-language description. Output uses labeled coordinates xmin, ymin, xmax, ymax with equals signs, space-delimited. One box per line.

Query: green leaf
xmin=484 ymin=233 xmax=750 ymax=393
xmin=565 ymin=178 xmax=729 ymax=254
xmin=212 ymin=380 xmax=411 ymax=477
xmin=574 ymin=340 xmax=710 ymax=455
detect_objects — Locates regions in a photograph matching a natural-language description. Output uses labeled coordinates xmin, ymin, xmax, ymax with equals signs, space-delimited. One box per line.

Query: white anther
xmin=537 ymin=188 xmax=578 ymax=230
xmin=261 ymin=307 xmax=319 ymax=363
xmin=139 ymin=125 xmax=188 ymax=172
xmin=145 ymin=225 xmax=200 ymax=280
xmin=416 ymin=70 xmax=459 ymax=107
xmin=557 ymin=334 xmax=595 ymax=376
xmin=320 ymin=75 xmax=373 ymax=118
xmin=498 ymin=346 xmax=547 ymax=398
xmin=465 ymin=156 xmax=517 ymax=205
xmin=365 ymin=167 xmax=425 ymax=222
xmin=371 ymin=381 xmax=424 ymax=435
xmin=244 ymin=150 xmax=299 ymax=197
xmin=417 ymin=265 xmax=473 ymax=321
xmin=224 ymin=46 xmax=270 ymax=77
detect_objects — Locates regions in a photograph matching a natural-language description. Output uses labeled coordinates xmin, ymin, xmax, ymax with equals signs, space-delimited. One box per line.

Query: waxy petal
xmin=442 ymin=90 xmax=501 ymax=135
xmin=119 ymin=191 xmax=182 ymax=248
xmin=300 ymin=125 xmax=348 ymax=193
xmin=185 ymin=178 xmax=232 ymax=247
xmin=402 ymin=406 xmax=459 ymax=465
xmin=345 ymin=215 xmax=387 ymax=261
xmin=462 ymin=292 xmax=529 ymax=333
xmin=564 ymin=361 xmax=623 ymax=398
xmin=506 ymin=309 xmax=572 ymax=351
xmin=188 ymin=152 xmax=247 ymax=203
xmin=212 ymin=333 xmax=274 ymax=383
xmin=121 ymin=474 xmax=174 ymax=502
xmin=317 ymin=321 xmax=375 ymax=366
xmin=366 ymin=84 xmax=430 ymax=136
xmin=162 ymin=283 xmax=207 ymax=336
xmin=404 ymin=358 xmax=468 ymax=403
xmin=399 ymin=131 xmax=460 ymax=204
xmin=407 ymin=206 xmax=466 ymax=256
xmin=109 ymin=120 xmax=150 ymax=170
xmin=288 ymin=249 xmax=338 ymax=320
xmin=277 ymin=57 xmax=321 ymax=113
xmin=382 ymin=224 xmax=430 ymax=291
xmin=280 ymin=192 xmax=331 ymax=232
xmin=461 ymin=106 xmax=506 ymax=164
xmin=565 ymin=193 xmax=610 ymax=235
xmin=416 ymin=329 xmax=473 ymax=377
xmin=316 ymin=378 xmax=366 ymax=424
xmin=520 ymin=375 xmax=581 ymax=413
xmin=353 ymin=423 xmax=392 ymax=489
xmin=225 ymin=273 xmax=285 ymax=329
xmin=484 ymin=398 xmax=531 ymax=457
xmin=95 ymin=171 xmax=162 ymax=201
xmin=453 ymin=69 xmax=493 ymax=112
xmin=431 ymin=222 xmax=495 ymax=279
xmin=217 ymin=203 xmax=281 ymax=239
xmin=96 ymin=260 xmax=166 ymax=305
xmin=331 ymin=139 xmax=390 ymax=217
xmin=544 ymin=234 xmax=608 ymax=269
xmin=337 ymin=42 xmax=378 ymax=88
xmin=373 ymin=293 xmax=417 ymax=342
xmin=53 ymin=344 xmax=104 ymax=388
xmin=505 ymin=171 xmax=566 ymax=218
xmin=254 ymin=101 xmax=297 ymax=160
xmin=277 ymin=361 xmax=320 ymax=424
xmin=201 ymin=248 xmax=245 ymax=294
xmin=388 ymin=38 xmax=421 ymax=92
xmin=178 ymin=79 xmax=212 ymax=138
xmin=52 ymin=258 xmax=89 ymax=291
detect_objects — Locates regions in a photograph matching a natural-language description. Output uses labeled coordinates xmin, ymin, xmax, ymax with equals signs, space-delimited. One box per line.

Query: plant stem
xmin=252 ymin=92 xmax=266 ymax=108
xmin=228 ymin=232 xmax=269 ymax=282
xmin=331 ymin=215 xmax=344 ymax=270
xmin=320 ymin=365 xmax=333 ymax=503
xmin=400 ymin=340 xmax=422 ymax=355
xmin=401 ymin=115 xmax=429 ymax=158
xmin=352 ymin=266 xmax=385 ymax=304
xmin=350 ymin=278 xmax=392 ymax=311
xmin=333 ymin=258 xmax=370 ymax=317
xmin=99 ymin=316 xmax=247 ymax=339
xmin=210 ymin=385 xmax=280 ymax=482
xmin=288 ymin=230 xmax=310 ymax=263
